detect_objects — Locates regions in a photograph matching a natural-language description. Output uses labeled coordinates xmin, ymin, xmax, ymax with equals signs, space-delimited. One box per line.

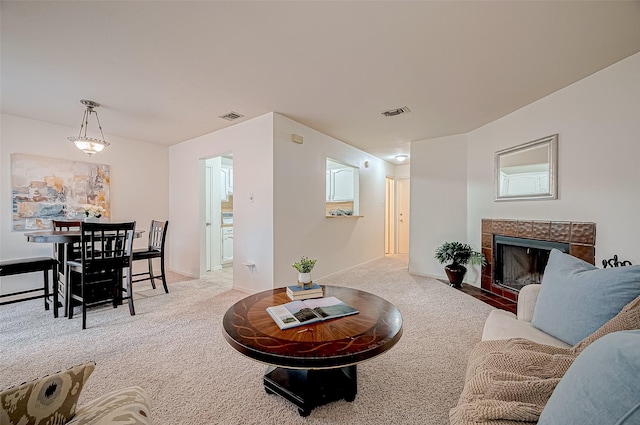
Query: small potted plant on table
xmin=434 ymin=242 xmax=486 ymax=288
xmin=292 ymin=256 xmax=317 ymax=289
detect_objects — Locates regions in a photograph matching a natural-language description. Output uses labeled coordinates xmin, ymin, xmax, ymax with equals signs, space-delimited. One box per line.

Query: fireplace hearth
xmin=481 ymin=219 xmax=596 ymax=302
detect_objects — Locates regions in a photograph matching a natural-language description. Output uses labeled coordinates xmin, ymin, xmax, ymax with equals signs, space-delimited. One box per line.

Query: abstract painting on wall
xmin=11 ymin=153 xmax=110 ymax=231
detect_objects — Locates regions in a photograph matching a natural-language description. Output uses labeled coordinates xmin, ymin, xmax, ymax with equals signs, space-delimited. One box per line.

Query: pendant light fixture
xmin=68 ymin=99 xmax=110 ymax=156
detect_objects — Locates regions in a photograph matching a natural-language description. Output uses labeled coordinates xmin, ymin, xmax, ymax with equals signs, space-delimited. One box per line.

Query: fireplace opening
xmin=494 ymin=235 xmax=569 ymax=292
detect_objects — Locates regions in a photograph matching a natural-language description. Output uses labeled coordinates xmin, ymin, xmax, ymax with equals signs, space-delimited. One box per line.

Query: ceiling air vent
xmin=381 ymin=106 xmax=410 ymax=117
xmin=219 ymin=111 xmax=244 ymax=121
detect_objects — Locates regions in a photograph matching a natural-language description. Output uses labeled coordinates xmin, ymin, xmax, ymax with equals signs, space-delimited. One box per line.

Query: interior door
xmin=205 ymin=165 xmax=212 ymax=271
xmin=205 ymin=157 xmax=223 ymax=272
xmin=397 ymin=178 xmax=410 ymax=254
xmin=385 ymin=177 xmax=395 ymax=254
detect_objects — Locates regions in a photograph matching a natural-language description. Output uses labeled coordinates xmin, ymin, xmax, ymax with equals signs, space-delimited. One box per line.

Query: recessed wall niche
xmin=326 ymin=158 xmax=359 ymax=217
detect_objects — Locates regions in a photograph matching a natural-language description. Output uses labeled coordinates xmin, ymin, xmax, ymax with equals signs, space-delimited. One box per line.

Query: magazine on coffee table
xmin=266 ymin=296 xmax=359 ymax=330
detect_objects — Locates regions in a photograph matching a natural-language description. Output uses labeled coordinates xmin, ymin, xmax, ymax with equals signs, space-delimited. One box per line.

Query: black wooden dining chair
xmin=51 ymin=220 xmax=83 ymax=317
xmin=51 ymin=219 xmax=82 ymax=230
xmin=132 ymin=220 xmax=169 ymax=293
xmin=52 ymin=220 xmax=82 ymax=259
xmin=67 ymin=221 xmax=136 ymax=329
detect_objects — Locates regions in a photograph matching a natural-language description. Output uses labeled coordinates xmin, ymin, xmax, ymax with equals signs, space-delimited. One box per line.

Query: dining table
xmin=25 ymin=226 xmax=144 ymax=317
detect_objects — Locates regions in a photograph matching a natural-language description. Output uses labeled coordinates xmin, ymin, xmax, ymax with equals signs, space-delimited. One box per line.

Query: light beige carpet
xmin=0 ymin=255 xmax=493 ymax=425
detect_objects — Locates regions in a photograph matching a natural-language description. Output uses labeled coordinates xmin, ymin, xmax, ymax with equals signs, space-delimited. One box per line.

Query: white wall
xmin=170 ymin=112 xmax=392 ymax=292
xmin=272 ymin=114 xmax=393 ymax=287
xmin=408 ymin=134 xmax=469 ymax=280
xmin=467 ymin=52 xmax=640 ymax=267
xmin=409 ymin=52 xmax=640 ymax=287
xmin=395 ymin=164 xmax=410 ymax=179
xmin=168 ymin=113 xmax=274 ymax=293
xmin=0 ymin=114 xmax=169 ymax=294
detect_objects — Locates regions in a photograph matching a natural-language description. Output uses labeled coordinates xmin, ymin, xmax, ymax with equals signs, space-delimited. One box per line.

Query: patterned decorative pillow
xmin=0 ymin=362 xmax=95 ymax=425
xmin=66 ymin=386 xmax=151 ymax=425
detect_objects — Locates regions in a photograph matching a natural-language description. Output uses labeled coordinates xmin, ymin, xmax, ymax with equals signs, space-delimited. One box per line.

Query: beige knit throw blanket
xmin=450 ymin=295 xmax=640 ymax=425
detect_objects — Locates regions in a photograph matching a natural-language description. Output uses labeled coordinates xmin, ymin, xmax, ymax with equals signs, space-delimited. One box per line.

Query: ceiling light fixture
xmin=395 ymin=154 xmax=409 ymax=162
xmin=68 ymin=99 xmax=110 ymax=156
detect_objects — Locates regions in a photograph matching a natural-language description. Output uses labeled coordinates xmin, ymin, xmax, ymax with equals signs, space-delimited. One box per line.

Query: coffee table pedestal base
xmin=263 ymin=365 xmax=357 ymax=416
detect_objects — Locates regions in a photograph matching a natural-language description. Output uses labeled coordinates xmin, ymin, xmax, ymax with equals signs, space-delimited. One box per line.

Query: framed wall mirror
xmin=495 ymin=134 xmax=558 ymax=201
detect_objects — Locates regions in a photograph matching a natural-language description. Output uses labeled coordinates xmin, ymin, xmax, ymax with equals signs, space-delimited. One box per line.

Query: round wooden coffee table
xmin=222 ymin=285 xmax=403 ymax=416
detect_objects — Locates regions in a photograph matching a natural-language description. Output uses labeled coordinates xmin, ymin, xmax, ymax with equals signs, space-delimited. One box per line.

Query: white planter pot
xmin=298 ymin=272 xmax=312 ymax=284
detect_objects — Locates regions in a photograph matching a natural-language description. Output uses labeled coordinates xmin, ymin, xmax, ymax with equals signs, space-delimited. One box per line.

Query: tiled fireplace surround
xmin=481 ymin=219 xmax=596 ymax=302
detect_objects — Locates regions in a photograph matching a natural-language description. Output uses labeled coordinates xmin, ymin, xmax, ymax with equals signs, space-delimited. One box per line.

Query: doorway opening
xmin=204 ymin=155 xmax=233 ymax=275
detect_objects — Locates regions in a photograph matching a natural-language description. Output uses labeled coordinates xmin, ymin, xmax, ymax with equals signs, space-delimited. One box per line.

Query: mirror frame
xmin=494 ymin=134 xmax=558 ymax=201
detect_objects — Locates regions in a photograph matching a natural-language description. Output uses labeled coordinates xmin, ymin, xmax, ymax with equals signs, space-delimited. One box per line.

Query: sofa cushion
xmin=482 ymin=309 xmax=570 ymax=348
xmin=531 ymin=249 xmax=640 ymax=345
xmin=0 ymin=362 xmax=95 ymax=425
xmin=66 ymin=386 xmax=151 ymax=425
xmin=538 ymin=330 xmax=640 ymax=425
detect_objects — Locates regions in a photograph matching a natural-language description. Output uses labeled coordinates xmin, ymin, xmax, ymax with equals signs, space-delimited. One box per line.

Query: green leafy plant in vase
xmin=434 ymin=241 xmax=486 ymax=288
xmin=292 ymin=256 xmax=317 ymax=288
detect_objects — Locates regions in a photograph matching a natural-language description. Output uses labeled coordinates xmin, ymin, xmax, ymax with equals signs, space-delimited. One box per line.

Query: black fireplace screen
xmin=494 ymin=236 xmax=569 ymax=292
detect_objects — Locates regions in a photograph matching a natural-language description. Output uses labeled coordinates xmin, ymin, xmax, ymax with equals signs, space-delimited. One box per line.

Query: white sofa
xmin=452 ymin=250 xmax=640 ymax=425
xmin=481 ymin=283 xmax=571 ymax=348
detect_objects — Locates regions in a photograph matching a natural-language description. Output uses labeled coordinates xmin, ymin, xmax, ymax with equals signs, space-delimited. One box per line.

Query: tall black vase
xmin=445 ymin=264 xmax=467 ymax=288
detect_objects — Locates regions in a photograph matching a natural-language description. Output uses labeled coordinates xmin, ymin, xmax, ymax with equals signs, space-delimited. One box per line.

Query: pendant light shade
xmin=68 ymin=99 xmax=110 ymax=156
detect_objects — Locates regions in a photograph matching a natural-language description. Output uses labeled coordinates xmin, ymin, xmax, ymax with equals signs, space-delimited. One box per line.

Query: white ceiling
xmin=2 ymin=1 xmax=640 ymax=164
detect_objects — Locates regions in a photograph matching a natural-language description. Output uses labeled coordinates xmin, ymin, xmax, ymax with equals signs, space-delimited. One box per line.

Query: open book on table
xmin=266 ymin=296 xmax=359 ymax=330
